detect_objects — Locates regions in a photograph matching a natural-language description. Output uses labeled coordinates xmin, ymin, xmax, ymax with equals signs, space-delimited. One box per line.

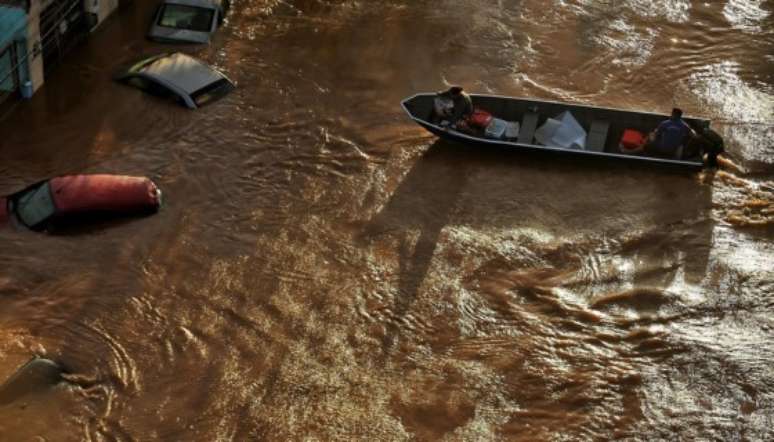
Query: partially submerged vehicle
xmin=116 ymin=52 xmax=235 ymax=109
xmin=401 ymin=93 xmax=716 ymax=170
xmin=148 ymin=0 xmax=230 ymax=44
xmin=0 ymin=175 xmax=162 ymax=232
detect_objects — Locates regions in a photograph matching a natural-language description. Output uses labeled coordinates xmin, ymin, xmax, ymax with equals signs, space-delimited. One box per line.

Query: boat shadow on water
xmin=362 ymin=139 xmax=715 ymax=357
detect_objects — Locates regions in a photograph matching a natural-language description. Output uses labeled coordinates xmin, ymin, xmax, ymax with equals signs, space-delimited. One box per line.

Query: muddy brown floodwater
xmin=1 ymin=0 xmax=773 ymax=440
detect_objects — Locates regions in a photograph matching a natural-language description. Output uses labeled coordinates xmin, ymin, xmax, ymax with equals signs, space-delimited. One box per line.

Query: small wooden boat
xmin=401 ymin=93 xmax=712 ymax=170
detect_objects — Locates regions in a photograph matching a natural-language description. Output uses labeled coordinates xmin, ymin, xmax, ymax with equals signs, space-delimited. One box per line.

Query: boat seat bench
xmin=586 ymin=120 xmax=610 ymax=152
xmin=518 ymin=112 xmax=539 ymax=144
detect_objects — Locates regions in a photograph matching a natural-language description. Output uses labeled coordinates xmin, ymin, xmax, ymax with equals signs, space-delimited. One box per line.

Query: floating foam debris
xmin=723 ymin=0 xmax=771 ymax=33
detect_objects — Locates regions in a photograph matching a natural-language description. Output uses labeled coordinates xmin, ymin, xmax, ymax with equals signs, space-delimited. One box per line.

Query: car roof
xmin=161 ymin=0 xmax=223 ymax=9
xmin=49 ymin=175 xmax=158 ymax=214
xmin=138 ymin=52 xmax=227 ymax=95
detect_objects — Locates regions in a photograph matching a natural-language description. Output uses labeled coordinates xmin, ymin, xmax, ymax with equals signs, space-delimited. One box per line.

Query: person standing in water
xmin=689 ymin=126 xmax=726 ymax=168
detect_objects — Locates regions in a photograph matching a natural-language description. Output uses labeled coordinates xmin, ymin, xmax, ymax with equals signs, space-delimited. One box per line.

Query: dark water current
xmin=1 ymin=0 xmax=773 ymax=440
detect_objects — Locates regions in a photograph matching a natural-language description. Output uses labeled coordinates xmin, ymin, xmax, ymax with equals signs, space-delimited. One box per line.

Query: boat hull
xmin=402 ymin=94 xmax=708 ymax=171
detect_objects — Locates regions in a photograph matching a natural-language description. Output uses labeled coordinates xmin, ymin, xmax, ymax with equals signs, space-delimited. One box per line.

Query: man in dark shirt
xmin=688 ymin=126 xmax=726 ymax=168
xmin=645 ymin=108 xmax=694 ymax=158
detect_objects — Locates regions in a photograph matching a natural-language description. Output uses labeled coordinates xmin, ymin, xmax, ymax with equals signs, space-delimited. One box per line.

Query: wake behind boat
xmin=401 ymin=93 xmax=718 ymax=170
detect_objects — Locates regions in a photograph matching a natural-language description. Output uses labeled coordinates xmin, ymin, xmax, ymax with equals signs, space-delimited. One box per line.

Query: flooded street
xmin=1 ymin=0 xmax=773 ymax=439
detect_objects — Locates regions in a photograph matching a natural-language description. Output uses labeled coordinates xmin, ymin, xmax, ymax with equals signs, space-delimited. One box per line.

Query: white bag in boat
xmin=505 ymin=121 xmax=520 ymax=139
xmin=485 ymin=118 xmax=508 ymax=139
xmin=535 ymin=110 xmax=587 ymax=149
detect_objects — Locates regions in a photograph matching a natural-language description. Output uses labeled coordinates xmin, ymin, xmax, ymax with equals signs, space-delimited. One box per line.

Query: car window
xmin=158 ymin=4 xmax=215 ymax=32
xmin=127 ymin=76 xmax=153 ymax=91
xmin=125 ymin=76 xmax=184 ymax=104
xmin=190 ymin=78 xmax=235 ymax=107
xmin=14 ymin=182 xmax=56 ymax=228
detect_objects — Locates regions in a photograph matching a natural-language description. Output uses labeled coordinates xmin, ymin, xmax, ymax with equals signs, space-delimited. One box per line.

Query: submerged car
xmin=0 ymin=175 xmax=162 ymax=232
xmin=148 ymin=0 xmax=230 ymax=44
xmin=116 ymin=52 xmax=235 ymax=109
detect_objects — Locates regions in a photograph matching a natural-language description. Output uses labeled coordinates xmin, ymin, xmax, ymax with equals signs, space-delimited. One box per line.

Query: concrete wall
xmin=0 ymin=5 xmax=29 ymax=92
xmin=25 ymin=0 xmax=43 ymax=93
xmin=0 ymin=6 xmax=26 ymax=45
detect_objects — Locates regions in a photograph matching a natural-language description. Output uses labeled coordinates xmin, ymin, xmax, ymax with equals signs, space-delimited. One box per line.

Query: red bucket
xmin=620 ymin=129 xmax=646 ymax=151
xmin=468 ymin=109 xmax=493 ymax=128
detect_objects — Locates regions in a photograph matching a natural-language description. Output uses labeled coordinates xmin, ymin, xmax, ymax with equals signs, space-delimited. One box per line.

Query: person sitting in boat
xmin=434 ymin=86 xmax=473 ymax=128
xmin=641 ymin=108 xmax=695 ymax=158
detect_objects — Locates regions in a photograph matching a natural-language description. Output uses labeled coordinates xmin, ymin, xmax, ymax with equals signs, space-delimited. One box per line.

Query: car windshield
xmin=123 ymin=75 xmax=187 ymax=106
xmin=126 ymin=76 xmax=175 ymax=97
xmin=14 ymin=182 xmax=56 ymax=228
xmin=158 ymin=4 xmax=215 ymax=32
xmin=190 ymin=78 xmax=234 ymax=107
